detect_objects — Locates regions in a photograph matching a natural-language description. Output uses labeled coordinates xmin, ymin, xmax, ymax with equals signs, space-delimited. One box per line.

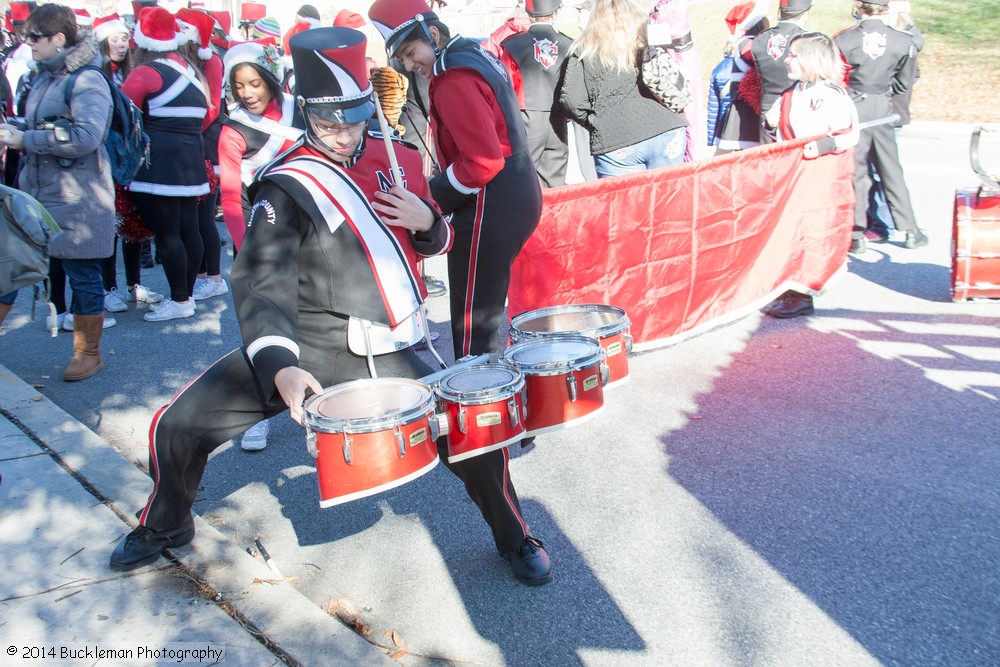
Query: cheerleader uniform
xmin=122 ymin=54 xmax=209 ymax=306
xmin=218 ymin=94 xmax=302 ymax=250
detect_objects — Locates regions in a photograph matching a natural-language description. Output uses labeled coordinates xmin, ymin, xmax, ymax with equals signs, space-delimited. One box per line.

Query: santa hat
xmin=10 ymin=2 xmax=36 ymax=24
xmin=368 ymin=0 xmax=437 ymax=57
xmin=725 ymin=1 xmax=768 ymax=39
xmin=134 ymin=6 xmax=178 ymax=52
xmin=209 ymin=10 xmax=231 ymax=35
xmin=252 ymin=16 xmax=281 ymax=43
xmin=290 ymin=27 xmax=374 ymax=125
xmin=223 ymin=39 xmax=284 ymax=86
xmin=283 ymin=20 xmax=311 ymax=56
xmin=176 ymin=7 xmax=214 ymax=59
xmin=74 ymin=8 xmax=93 ymax=27
xmin=95 ymin=13 xmax=129 ymax=43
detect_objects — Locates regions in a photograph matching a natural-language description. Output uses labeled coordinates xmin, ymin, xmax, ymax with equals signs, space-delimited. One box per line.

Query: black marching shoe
xmin=904 ymin=230 xmax=929 ymax=249
xmin=110 ymin=518 xmax=195 ymax=572
xmin=767 ymin=292 xmax=814 ymax=319
xmin=848 ymin=236 xmax=867 ymax=255
xmin=501 ymin=536 xmax=552 ymax=586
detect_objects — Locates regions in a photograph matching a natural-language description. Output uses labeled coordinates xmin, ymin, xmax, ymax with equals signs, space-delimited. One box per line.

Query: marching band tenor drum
xmin=952 ymin=189 xmax=1000 ymax=301
xmin=434 ymin=363 xmax=527 ymax=463
xmin=509 ymin=304 xmax=632 ymax=388
xmin=502 ymin=335 xmax=607 ymax=437
xmin=303 ymin=378 xmax=439 ymax=507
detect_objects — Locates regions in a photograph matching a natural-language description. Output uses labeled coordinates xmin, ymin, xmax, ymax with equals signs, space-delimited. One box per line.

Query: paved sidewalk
xmin=0 ymin=364 xmax=390 ymax=667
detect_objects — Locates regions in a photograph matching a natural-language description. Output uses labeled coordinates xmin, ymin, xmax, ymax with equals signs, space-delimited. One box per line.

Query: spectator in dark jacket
xmin=559 ymin=0 xmax=686 ymax=177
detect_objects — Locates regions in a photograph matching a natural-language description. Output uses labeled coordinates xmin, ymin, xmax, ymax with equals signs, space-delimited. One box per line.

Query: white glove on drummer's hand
xmin=275 ymin=366 xmax=324 ymax=425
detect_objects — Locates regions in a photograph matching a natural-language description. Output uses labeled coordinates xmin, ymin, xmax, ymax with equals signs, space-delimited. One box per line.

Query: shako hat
xmin=524 ymin=0 xmax=562 ymax=17
xmin=368 ymin=0 xmax=437 ymax=57
xmin=778 ymin=0 xmax=811 ymax=11
xmin=290 ymin=26 xmax=374 ymax=125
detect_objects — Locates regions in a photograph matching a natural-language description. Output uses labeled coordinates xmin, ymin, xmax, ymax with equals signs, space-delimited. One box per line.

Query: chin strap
xmin=416 ymin=14 xmax=441 ymax=58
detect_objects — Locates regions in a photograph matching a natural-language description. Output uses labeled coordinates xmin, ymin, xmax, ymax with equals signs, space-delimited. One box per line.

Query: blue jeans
xmin=60 ymin=257 xmax=104 ymax=315
xmin=594 ymin=127 xmax=687 ymax=178
xmin=0 ymin=290 xmax=16 ymax=305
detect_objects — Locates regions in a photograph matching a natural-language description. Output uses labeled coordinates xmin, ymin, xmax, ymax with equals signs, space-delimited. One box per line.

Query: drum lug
xmin=624 ymin=332 xmax=633 ymax=355
xmin=457 ymin=405 xmax=468 ymax=434
xmin=600 ymin=360 xmax=610 ymax=387
xmin=342 ymin=434 xmax=353 ymax=466
xmin=395 ymin=425 xmax=407 ymax=457
xmin=521 ymin=387 xmax=528 ymax=420
xmin=305 ymin=428 xmax=318 ymax=459
xmin=567 ymin=372 xmax=578 ymax=402
xmin=430 ymin=412 xmax=441 ymax=441
xmin=507 ymin=397 xmax=520 ymax=427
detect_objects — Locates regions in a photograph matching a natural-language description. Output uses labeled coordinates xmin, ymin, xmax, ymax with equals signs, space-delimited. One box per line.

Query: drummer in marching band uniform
xmin=110 ymin=27 xmax=554 ymax=587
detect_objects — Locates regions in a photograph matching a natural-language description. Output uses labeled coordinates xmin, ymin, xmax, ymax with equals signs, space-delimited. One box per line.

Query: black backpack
xmin=0 ymin=183 xmax=60 ymax=295
xmin=65 ymin=65 xmax=149 ymax=186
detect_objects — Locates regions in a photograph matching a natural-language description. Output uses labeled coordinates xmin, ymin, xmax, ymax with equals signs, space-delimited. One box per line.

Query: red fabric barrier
xmin=508 ymin=138 xmax=856 ymax=349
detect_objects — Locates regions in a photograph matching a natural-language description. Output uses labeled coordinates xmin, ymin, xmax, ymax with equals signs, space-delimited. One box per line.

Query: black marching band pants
xmin=851 ymin=95 xmax=919 ymax=240
xmin=137 ymin=313 xmax=532 ymax=553
xmin=447 ymin=152 xmax=543 ymax=359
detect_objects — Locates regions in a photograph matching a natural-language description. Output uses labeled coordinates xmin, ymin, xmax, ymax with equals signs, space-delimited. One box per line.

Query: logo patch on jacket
xmin=767 ymin=34 xmax=788 ymax=60
xmin=477 ymin=45 xmax=510 ymax=82
xmin=249 ymin=199 xmax=276 ymax=227
xmin=533 ymin=38 xmax=559 ymax=69
xmin=862 ymin=31 xmax=887 ymax=60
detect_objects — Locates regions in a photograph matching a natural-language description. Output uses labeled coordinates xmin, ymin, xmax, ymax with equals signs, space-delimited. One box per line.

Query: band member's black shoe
xmin=767 ymin=293 xmax=814 ymax=319
xmin=904 ymin=230 xmax=929 ymax=249
xmin=849 ymin=237 xmax=867 ymax=255
xmin=501 ymin=536 xmax=552 ymax=586
xmin=109 ymin=518 xmax=195 ymax=572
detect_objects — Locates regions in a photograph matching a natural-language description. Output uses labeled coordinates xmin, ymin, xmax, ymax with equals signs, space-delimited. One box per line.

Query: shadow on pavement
xmin=663 ymin=309 xmax=1000 ymax=666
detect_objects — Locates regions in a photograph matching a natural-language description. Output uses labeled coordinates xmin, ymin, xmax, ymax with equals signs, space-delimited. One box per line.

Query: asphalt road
xmin=1 ymin=122 xmax=997 ymax=666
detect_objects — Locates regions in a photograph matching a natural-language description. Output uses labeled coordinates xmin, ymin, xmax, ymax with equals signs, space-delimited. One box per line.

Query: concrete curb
xmin=0 ymin=363 xmax=393 ymax=667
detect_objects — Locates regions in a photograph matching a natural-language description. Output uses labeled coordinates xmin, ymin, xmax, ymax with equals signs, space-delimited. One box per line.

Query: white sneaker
xmin=193 ymin=277 xmax=229 ymax=301
xmin=104 ymin=288 xmax=128 ymax=313
xmin=143 ymin=299 xmax=196 ymax=322
xmin=63 ymin=313 xmax=117 ymax=330
xmin=45 ymin=312 xmax=67 ymax=330
xmin=241 ymin=420 xmax=270 ymax=451
xmin=128 ymin=284 xmax=164 ymax=304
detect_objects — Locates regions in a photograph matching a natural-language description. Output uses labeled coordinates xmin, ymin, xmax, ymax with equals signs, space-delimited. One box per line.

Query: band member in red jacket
xmin=110 ymin=27 xmax=552 ymax=587
xmin=369 ymin=0 xmax=543 ymax=361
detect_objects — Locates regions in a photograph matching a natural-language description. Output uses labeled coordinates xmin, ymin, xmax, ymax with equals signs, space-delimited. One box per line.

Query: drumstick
xmin=372 ymin=90 xmax=404 ymax=186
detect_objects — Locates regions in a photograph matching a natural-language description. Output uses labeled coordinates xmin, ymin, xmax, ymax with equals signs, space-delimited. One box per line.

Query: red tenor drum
xmin=502 ymin=336 xmax=607 ymax=437
xmin=952 ymin=189 xmax=1000 ymax=301
xmin=303 ymin=378 xmax=439 ymax=507
xmin=434 ymin=363 xmax=526 ymax=463
xmin=509 ymin=304 xmax=632 ymax=388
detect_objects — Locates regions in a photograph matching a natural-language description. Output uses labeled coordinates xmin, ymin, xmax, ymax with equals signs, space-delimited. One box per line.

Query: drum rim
xmin=509 ymin=304 xmax=630 ymax=339
xmin=303 ymin=378 xmax=436 ymax=433
xmin=435 ymin=363 xmax=526 ymax=405
xmin=502 ymin=335 xmax=605 ymax=374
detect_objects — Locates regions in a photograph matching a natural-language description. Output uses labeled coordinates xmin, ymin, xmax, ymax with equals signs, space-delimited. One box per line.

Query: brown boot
xmin=63 ymin=313 xmax=105 ymax=381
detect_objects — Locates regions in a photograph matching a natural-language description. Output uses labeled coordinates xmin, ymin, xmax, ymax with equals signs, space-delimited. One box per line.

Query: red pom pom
xmin=738 ymin=67 xmax=763 ymax=116
xmin=114 ymin=184 xmax=153 ymax=242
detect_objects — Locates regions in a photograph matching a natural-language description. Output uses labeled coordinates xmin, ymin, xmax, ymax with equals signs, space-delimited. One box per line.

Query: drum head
xmin=437 ymin=364 xmax=523 ymax=403
xmin=305 ymin=379 xmax=432 ymax=432
xmin=511 ymin=304 xmax=627 ymax=338
xmin=503 ymin=336 xmax=603 ymax=373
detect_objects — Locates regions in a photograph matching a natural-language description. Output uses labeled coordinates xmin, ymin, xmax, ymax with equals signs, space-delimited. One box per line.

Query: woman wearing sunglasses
xmin=0 ymin=4 xmax=116 ymax=381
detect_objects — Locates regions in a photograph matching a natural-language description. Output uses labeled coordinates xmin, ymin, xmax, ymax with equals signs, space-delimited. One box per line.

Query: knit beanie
xmin=252 ymin=16 xmax=282 ymax=43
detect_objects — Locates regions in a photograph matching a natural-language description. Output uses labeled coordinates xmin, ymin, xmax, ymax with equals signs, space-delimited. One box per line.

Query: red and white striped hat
xmin=134 ymin=6 xmax=178 ymax=53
